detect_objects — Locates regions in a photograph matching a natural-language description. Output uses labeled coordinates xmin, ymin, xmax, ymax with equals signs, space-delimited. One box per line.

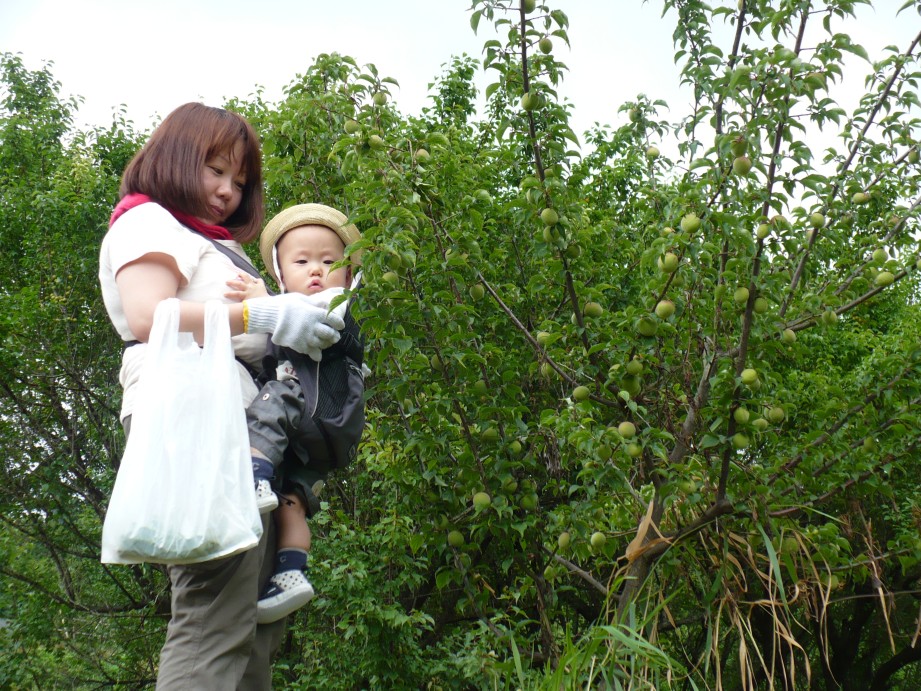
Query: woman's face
xmin=197 ymin=141 xmax=246 ymax=225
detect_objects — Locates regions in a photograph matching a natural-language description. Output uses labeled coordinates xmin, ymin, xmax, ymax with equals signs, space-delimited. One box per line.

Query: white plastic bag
xmin=102 ymin=299 xmax=262 ymax=565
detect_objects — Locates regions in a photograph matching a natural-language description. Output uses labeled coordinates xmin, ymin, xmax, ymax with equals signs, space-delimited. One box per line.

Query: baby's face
xmin=276 ymin=225 xmax=349 ymax=295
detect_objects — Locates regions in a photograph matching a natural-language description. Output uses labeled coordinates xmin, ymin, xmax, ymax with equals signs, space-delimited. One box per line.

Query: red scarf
xmin=108 ymin=193 xmax=234 ymax=241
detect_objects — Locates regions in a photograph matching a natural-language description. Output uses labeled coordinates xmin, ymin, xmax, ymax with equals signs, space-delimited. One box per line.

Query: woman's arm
xmin=115 ymin=253 xmax=245 ymax=343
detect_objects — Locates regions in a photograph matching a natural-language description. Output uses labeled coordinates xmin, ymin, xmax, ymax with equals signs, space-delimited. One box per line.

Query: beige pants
xmin=156 ymin=513 xmax=286 ymax=690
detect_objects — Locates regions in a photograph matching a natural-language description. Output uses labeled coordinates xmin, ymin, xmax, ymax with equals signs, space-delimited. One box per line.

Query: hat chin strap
xmin=272 ymin=245 xmax=286 ymax=293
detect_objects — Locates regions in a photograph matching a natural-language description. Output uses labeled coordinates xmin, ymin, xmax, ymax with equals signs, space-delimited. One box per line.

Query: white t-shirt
xmin=98 ymin=202 xmax=268 ymax=421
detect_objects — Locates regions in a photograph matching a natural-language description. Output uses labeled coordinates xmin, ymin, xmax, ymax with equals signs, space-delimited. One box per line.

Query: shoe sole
xmin=256 ymin=583 xmax=315 ymax=624
xmin=257 ymin=493 xmax=278 ymax=515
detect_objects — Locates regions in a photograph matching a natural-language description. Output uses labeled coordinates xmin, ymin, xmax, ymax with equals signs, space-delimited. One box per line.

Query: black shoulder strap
xmin=189 ymin=229 xmax=263 ymax=280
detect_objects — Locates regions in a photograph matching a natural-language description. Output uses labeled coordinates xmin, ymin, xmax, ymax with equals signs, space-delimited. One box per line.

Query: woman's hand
xmin=225 ymin=272 xmax=269 ymax=301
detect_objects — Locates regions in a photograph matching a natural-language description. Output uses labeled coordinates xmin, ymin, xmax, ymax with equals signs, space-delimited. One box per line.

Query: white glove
xmin=245 ymin=294 xmax=343 ymax=361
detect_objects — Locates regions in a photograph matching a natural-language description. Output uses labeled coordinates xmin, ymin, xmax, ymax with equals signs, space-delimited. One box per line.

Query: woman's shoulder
xmin=105 ymin=202 xmax=206 ymax=250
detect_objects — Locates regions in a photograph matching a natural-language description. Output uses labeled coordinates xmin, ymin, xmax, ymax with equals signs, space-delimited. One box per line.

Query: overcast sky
xmin=1 ymin=1 xmax=917 ymax=151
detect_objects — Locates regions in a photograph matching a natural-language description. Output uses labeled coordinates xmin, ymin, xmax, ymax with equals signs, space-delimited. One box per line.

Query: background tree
xmin=2 ymin=0 xmax=921 ymax=688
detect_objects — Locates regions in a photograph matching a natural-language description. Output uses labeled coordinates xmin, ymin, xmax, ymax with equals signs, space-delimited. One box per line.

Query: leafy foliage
xmin=3 ymin=1 xmax=921 ymax=688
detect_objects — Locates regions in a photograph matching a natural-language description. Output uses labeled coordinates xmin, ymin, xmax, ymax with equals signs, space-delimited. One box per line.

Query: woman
xmin=99 ymin=102 xmax=339 ymax=689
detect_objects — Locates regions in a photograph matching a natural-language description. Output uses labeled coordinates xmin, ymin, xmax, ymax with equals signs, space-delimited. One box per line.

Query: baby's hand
xmin=225 ymin=272 xmax=269 ymax=301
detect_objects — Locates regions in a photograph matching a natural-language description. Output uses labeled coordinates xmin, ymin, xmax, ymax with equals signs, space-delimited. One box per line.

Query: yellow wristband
xmin=242 ymin=301 xmax=249 ymax=333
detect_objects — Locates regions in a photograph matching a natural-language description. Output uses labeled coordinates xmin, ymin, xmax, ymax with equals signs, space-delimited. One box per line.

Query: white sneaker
xmin=255 ymin=479 xmax=278 ymax=515
xmin=257 ymin=569 xmax=315 ymax=624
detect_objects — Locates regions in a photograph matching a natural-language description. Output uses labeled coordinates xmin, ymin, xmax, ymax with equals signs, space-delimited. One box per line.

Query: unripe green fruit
xmin=620 ymin=375 xmax=642 ymax=397
xmin=382 ymin=270 xmax=400 ymax=286
xmin=573 ymin=385 xmax=591 ymax=402
xmin=473 ymin=491 xmax=492 ymax=510
xmin=852 ymin=191 xmax=870 ymax=204
xmin=368 ymin=134 xmax=385 ymax=150
xmin=523 ymin=0 xmax=536 ymax=12
xmin=540 ymin=207 xmax=559 ymax=226
xmin=596 ymin=444 xmax=612 ymax=461
xmin=473 ymin=379 xmax=488 ymax=396
xmin=821 ymin=309 xmax=838 ymax=326
xmin=646 ymin=145 xmax=660 ymax=159
xmin=521 ymin=92 xmax=538 ymax=112
xmin=628 ymin=107 xmax=641 ymax=122
xmin=414 ymin=148 xmax=430 ymax=162
xmin=732 ymin=155 xmax=752 ymax=175
xmin=733 ymin=407 xmax=750 ymax=424
xmin=520 ymin=493 xmax=538 ymax=511
xmin=481 ymin=427 xmax=499 ymax=442
xmin=756 ymin=223 xmax=771 ymax=240
xmin=872 ymin=248 xmax=888 ymax=264
xmin=659 ymin=252 xmax=680 ymax=273
xmin=730 ymin=135 xmax=748 ymax=157
xmin=625 ymin=358 xmax=644 ymax=376
xmin=372 ymin=91 xmax=388 ymax=107
xmin=509 ymin=440 xmax=523 ymax=455
xmin=636 ymin=317 xmax=658 ymax=337
xmin=536 ymin=330 xmax=551 ymax=346
xmin=680 ymin=213 xmax=701 ymax=233
xmin=655 ymin=299 xmax=675 ymax=319
xmin=584 ymin=302 xmax=603 ymax=318
xmin=734 ymin=287 xmax=750 ymax=305
xmin=430 ymin=354 xmax=444 ymax=371
xmin=626 ymin=442 xmax=643 ymax=458
xmin=781 ymin=328 xmax=797 ymax=344
xmin=557 ymin=531 xmax=571 ymax=550
xmin=542 ymin=226 xmax=559 ymax=243
xmin=447 ymin=530 xmax=465 ymax=547
xmin=740 ymin=368 xmax=758 ymax=385
xmin=539 ymin=36 xmax=553 ymax=53
xmin=540 ymin=362 xmax=553 ymax=378
xmin=766 ymin=406 xmax=786 ymax=424
xmin=875 ymin=271 xmax=895 ymax=287
xmin=809 ymin=212 xmax=825 ymax=229
xmin=732 ymin=432 xmax=750 ymax=449
xmin=590 ymin=532 xmax=606 ymax=550
xmin=753 ymin=297 xmax=769 ymax=314
xmin=909 ymin=149 xmax=920 ymax=164
xmin=618 ymin=421 xmax=637 ymax=439
xmin=752 ymin=417 xmax=769 ymax=432
xmin=343 ymin=119 xmax=360 ymax=134
xmin=565 ymin=243 xmax=581 ymax=258
xmin=469 ymin=283 xmax=485 ymax=300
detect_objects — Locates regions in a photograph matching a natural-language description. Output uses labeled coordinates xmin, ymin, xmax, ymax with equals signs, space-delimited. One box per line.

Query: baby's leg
xmin=257 ymin=493 xmax=315 ymax=624
xmin=276 ymin=493 xmax=311 ymax=551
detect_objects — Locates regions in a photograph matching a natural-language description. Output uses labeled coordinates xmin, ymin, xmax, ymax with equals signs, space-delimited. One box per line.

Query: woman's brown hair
xmin=119 ymin=103 xmax=264 ymax=243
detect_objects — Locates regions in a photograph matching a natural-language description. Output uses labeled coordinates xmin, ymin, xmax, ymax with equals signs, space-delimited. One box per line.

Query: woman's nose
xmin=216 ymin=176 xmax=233 ymax=199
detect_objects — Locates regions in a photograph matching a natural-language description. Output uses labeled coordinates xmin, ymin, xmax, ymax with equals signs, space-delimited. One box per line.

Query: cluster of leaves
xmin=3 ymin=0 xmax=921 ymax=688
